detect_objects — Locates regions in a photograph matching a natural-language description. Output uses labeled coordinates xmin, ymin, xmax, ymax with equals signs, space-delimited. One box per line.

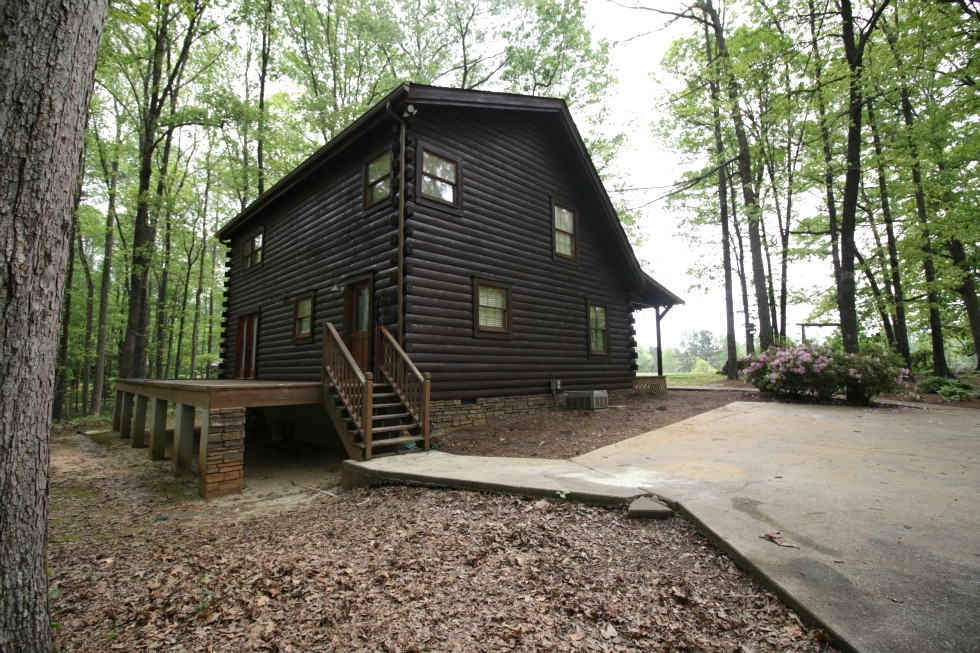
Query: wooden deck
xmin=115 ymin=378 xmax=322 ymax=410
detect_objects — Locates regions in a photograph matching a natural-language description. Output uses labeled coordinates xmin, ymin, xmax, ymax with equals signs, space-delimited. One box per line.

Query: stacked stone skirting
xmin=200 ymin=407 xmax=245 ymax=499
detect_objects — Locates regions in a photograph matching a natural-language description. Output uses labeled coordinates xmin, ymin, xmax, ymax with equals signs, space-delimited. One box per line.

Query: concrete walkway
xmin=343 ymin=402 xmax=980 ymax=653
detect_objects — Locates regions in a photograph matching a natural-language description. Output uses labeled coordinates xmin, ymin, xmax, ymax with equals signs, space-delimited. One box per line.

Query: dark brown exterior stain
xmin=217 ymin=84 xmax=681 ymax=401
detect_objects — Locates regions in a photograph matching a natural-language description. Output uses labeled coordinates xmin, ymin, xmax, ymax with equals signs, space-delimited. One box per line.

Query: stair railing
xmin=377 ymin=326 xmax=431 ymax=450
xmin=322 ymin=322 xmax=373 ymax=455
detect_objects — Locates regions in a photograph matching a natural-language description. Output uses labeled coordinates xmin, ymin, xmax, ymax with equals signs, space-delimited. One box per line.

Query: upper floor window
xmin=589 ymin=304 xmax=608 ymax=354
xmin=553 ymin=202 xmax=576 ymax=260
xmin=421 ymin=150 xmax=458 ymax=205
xmin=294 ymin=294 xmax=313 ymax=339
xmin=365 ymin=152 xmax=391 ymax=207
xmin=243 ymin=233 xmax=262 ymax=270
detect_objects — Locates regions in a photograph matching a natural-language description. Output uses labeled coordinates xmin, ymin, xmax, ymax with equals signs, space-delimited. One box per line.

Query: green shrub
xmin=918 ymin=376 xmax=973 ymax=394
xmin=742 ymin=344 xmax=910 ymax=404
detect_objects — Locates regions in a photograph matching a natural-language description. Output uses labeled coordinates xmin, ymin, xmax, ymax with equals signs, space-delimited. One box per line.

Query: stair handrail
xmin=377 ymin=326 xmax=430 ymax=449
xmin=322 ymin=322 xmax=369 ymax=439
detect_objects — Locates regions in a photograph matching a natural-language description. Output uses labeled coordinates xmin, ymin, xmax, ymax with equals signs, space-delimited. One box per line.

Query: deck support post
xmin=112 ymin=389 xmax=123 ymax=431
xmin=173 ymin=403 xmax=195 ymax=475
xmin=149 ymin=398 xmax=167 ymax=460
xmin=200 ymin=407 xmax=245 ymax=499
xmin=132 ymin=395 xmax=148 ymax=448
xmin=119 ymin=392 xmax=134 ymax=439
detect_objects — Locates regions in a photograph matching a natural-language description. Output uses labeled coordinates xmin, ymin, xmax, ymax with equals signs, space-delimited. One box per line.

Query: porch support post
xmin=112 ymin=389 xmax=123 ymax=431
xmin=119 ymin=392 xmax=134 ymax=439
xmin=149 ymin=398 xmax=167 ymax=461
xmin=173 ymin=403 xmax=195 ymax=475
xmin=200 ymin=407 xmax=245 ymax=499
xmin=132 ymin=395 xmax=148 ymax=448
xmin=655 ymin=305 xmax=672 ymax=377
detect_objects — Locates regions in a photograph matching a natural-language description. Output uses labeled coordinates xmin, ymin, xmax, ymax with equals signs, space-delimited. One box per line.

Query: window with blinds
xmin=553 ymin=202 xmax=576 ymax=260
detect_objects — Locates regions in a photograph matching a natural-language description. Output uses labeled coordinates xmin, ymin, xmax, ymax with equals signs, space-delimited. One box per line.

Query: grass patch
xmin=665 ymin=373 xmax=726 ymax=387
xmin=86 ymin=430 xmax=121 ymax=448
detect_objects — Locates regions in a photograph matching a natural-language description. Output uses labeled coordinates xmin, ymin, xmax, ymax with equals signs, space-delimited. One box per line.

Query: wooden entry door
xmin=345 ymin=280 xmax=371 ymax=371
xmin=235 ymin=312 xmax=258 ymax=379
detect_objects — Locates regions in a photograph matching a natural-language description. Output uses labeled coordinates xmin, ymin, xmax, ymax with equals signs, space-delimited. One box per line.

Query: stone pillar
xmin=132 ymin=395 xmax=148 ymax=448
xmin=112 ymin=389 xmax=123 ymax=431
xmin=149 ymin=398 xmax=167 ymax=461
xmin=119 ymin=392 xmax=134 ymax=439
xmin=199 ymin=407 xmax=245 ymax=499
xmin=173 ymin=403 xmax=195 ymax=476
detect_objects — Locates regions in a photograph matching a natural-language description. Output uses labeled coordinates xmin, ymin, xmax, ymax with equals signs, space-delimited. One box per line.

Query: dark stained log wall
xmin=403 ymin=107 xmax=638 ymax=400
xmin=220 ymin=125 xmax=399 ymax=380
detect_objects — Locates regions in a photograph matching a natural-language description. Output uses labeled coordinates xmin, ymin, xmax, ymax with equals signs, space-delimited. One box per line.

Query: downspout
xmin=386 ymin=101 xmax=406 ymax=343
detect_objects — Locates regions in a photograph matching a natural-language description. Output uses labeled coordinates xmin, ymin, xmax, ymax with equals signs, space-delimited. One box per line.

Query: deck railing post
xmin=363 ymin=372 xmax=373 ymax=461
xmin=422 ymin=372 xmax=431 ymax=451
xmin=173 ymin=403 xmax=195 ymax=475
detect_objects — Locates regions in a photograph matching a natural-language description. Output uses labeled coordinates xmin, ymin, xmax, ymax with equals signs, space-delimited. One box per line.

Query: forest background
xmin=55 ymin=0 xmax=980 ymax=419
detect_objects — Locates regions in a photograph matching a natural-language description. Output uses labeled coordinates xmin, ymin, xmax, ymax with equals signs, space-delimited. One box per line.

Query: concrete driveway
xmin=344 ymin=401 xmax=980 ymax=653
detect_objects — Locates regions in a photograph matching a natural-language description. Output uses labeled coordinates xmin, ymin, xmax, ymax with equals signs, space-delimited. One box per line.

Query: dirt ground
xmin=47 ymin=390 xmax=839 ymax=652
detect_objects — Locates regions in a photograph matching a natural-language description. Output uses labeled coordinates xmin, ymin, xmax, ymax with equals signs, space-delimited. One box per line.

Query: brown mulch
xmin=47 ymin=390 xmax=836 ymax=653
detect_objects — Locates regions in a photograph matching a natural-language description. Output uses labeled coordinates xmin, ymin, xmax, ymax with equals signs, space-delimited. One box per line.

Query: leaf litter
xmin=48 ymin=395 xmax=836 ymax=652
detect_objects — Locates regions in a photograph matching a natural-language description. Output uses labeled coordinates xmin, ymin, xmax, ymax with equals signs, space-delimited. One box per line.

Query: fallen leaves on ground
xmin=759 ymin=531 xmax=800 ymax=549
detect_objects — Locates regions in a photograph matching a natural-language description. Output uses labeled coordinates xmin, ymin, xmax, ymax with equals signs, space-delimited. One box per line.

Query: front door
xmin=235 ymin=312 xmax=258 ymax=379
xmin=345 ymin=280 xmax=371 ymax=371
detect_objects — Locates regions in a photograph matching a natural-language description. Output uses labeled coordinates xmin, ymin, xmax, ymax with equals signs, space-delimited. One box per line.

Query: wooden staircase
xmin=321 ymin=323 xmax=430 ymax=461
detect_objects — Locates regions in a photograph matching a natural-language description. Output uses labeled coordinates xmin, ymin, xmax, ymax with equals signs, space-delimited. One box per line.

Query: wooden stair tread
xmin=355 ymin=435 xmax=425 ymax=449
xmin=372 ymin=412 xmax=412 ymax=421
xmin=370 ymin=424 xmax=420 ymax=434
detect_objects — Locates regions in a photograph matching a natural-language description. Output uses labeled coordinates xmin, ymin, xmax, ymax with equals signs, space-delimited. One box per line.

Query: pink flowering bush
xmin=742 ymin=344 xmax=910 ymax=404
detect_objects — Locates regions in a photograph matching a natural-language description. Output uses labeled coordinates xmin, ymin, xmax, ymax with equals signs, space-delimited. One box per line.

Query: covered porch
xmin=113 ymin=379 xmax=322 ymax=499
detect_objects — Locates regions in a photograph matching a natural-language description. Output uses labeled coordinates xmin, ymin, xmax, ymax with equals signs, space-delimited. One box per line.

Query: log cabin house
xmin=115 ymin=83 xmax=681 ymax=499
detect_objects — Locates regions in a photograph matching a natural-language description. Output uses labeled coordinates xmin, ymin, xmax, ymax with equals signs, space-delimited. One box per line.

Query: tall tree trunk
xmin=698 ymin=0 xmax=773 ymax=350
xmin=807 ymin=0 xmax=844 ymax=313
xmin=0 ymin=1 xmax=107 ymax=648
xmin=175 ymin=241 xmax=198 ymax=377
xmin=729 ymin=167 xmax=754 ymax=354
xmin=947 ymin=239 xmax=980 ymax=370
xmin=90 ymin=117 xmax=122 ymax=415
xmin=897 ymin=85 xmax=953 ymax=377
xmin=704 ymin=22 xmax=739 ymax=378
xmin=155 ymin=214 xmax=173 ymax=379
xmin=866 ymin=98 xmax=912 ymax=367
xmin=257 ymin=0 xmax=272 ymax=196
xmin=53 ymin=194 xmax=80 ymax=421
xmin=190 ymin=162 xmax=213 ymax=378
xmin=855 ymin=249 xmax=896 ymax=344
xmin=76 ymin=231 xmax=96 ymax=416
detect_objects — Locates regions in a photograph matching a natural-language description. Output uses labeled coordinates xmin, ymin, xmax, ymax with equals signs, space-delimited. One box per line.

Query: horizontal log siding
xmin=222 ymin=127 xmax=398 ymax=380
xmin=405 ymin=108 xmax=637 ymax=400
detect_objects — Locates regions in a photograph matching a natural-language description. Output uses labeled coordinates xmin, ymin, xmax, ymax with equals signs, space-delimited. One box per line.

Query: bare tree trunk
xmin=190 ymin=161 xmax=213 ymax=378
xmin=257 ymin=0 xmax=272 ymax=196
xmin=866 ymin=98 xmax=912 ymax=367
xmin=90 ymin=116 xmax=122 ymax=415
xmin=855 ymin=249 xmax=896 ymax=344
xmin=699 ymin=0 xmax=773 ymax=350
xmin=155 ymin=215 xmax=173 ymax=379
xmin=729 ymin=167 xmax=754 ymax=354
xmin=53 ymin=207 xmax=78 ymax=422
xmin=76 ymin=231 xmax=96 ymax=416
xmin=947 ymin=239 xmax=980 ymax=370
xmin=0 ymin=1 xmax=107 ymax=647
xmin=704 ymin=22 xmax=739 ymax=378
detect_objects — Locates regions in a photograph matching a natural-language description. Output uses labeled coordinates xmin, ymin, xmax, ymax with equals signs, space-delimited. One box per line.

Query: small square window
xmin=421 ymin=150 xmax=458 ymax=205
xmin=589 ymin=304 xmax=608 ymax=354
xmin=243 ymin=233 xmax=263 ymax=270
xmin=294 ymin=294 xmax=313 ymax=339
xmin=473 ymin=279 xmax=512 ymax=338
xmin=365 ymin=152 xmax=391 ymax=207
xmin=553 ymin=202 xmax=576 ymax=260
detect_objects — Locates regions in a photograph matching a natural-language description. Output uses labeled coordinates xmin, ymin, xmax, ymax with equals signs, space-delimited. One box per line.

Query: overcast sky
xmin=582 ymin=0 xmax=836 ymax=352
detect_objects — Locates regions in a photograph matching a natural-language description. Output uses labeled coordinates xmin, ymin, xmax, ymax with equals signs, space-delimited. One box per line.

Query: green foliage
xmin=937 ymin=384 xmax=977 ymax=403
xmin=918 ymin=376 xmax=972 ymax=394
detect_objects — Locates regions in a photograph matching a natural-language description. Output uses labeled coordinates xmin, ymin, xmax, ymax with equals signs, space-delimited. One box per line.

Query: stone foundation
xmin=200 ymin=407 xmax=245 ymax=499
xmin=430 ymin=377 xmax=668 ymax=434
